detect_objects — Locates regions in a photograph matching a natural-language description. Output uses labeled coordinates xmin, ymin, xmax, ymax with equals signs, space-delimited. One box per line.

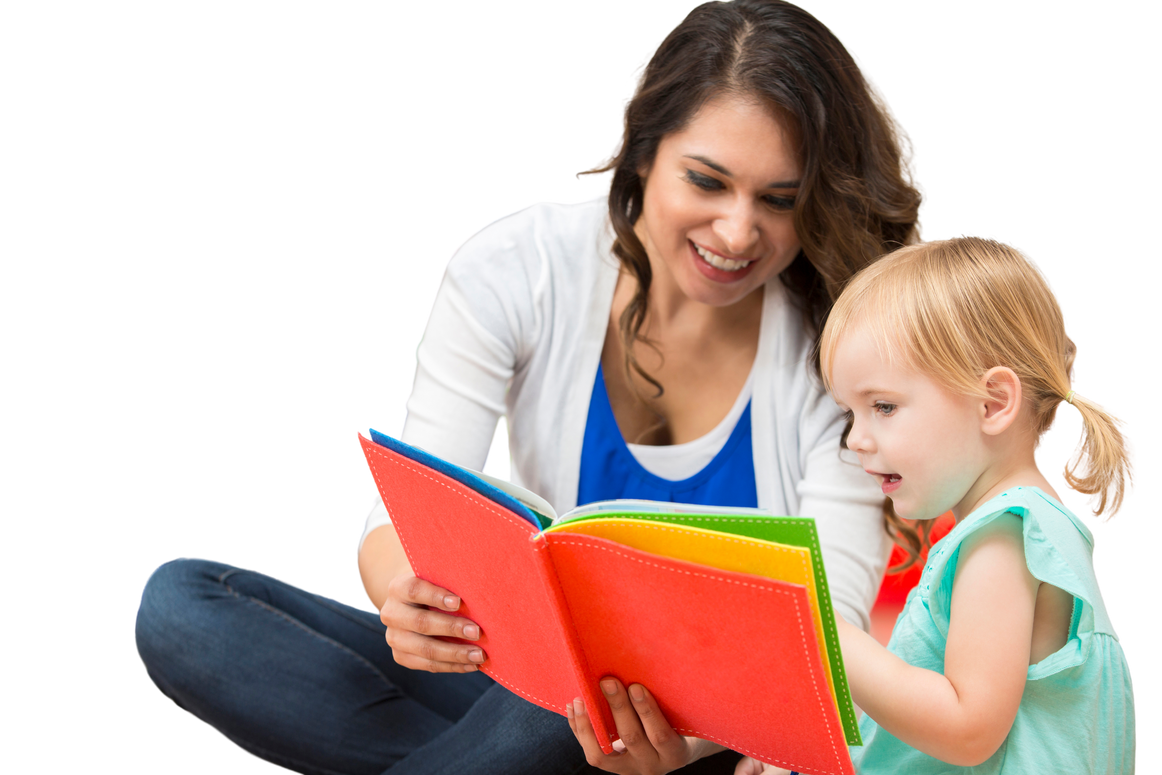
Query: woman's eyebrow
xmin=682 ymin=155 xmax=799 ymax=188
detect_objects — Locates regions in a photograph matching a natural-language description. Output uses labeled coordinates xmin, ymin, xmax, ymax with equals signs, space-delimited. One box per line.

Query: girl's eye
xmin=684 ymin=170 xmax=723 ymax=191
xmin=874 ymin=401 xmax=897 ymax=417
xmin=763 ymin=194 xmax=796 ymax=211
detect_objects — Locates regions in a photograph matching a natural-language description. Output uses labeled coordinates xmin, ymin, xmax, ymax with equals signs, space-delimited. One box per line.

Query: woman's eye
xmin=684 ymin=170 xmax=723 ymax=191
xmin=874 ymin=402 xmax=897 ymax=416
xmin=683 ymin=170 xmax=794 ymax=210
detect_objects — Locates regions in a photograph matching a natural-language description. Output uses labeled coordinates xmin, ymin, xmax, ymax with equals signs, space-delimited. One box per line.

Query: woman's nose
xmin=712 ymin=199 xmax=759 ymax=256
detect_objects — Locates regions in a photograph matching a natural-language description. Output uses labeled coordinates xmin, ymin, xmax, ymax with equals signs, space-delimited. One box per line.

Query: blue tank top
xmin=576 ymin=364 xmax=758 ymax=508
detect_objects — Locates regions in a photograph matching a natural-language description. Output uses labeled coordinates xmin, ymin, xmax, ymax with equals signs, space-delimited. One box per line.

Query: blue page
xmin=368 ymin=430 xmax=541 ymax=529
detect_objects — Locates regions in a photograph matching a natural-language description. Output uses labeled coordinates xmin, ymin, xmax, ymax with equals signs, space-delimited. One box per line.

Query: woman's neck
xmin=611 ymin=270 xmax=762 ymax=361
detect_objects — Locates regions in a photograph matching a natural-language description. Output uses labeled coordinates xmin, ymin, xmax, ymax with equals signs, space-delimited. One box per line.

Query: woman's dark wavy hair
xmin=594 ymin=0 xmax=925 ymax=568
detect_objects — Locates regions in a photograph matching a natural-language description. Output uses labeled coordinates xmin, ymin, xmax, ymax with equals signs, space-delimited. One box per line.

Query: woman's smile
xmin=635 ymin=95 xmax=803 ymax=309
xmin=690 ymin=240 xmax=759 ymax=278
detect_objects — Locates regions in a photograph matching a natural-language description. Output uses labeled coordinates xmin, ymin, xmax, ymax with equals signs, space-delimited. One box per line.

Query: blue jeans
xmin=136 ymin=559 xmax=741 ymax=775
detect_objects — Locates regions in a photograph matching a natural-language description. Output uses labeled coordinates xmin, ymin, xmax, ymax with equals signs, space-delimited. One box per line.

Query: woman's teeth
xmin=695 ymin=244 xmax=753 ymax=272
xmin=885 ymin=474 xmax=901 ymax=483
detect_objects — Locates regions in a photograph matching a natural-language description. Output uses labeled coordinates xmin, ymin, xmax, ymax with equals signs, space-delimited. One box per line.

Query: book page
xmin=474 ymin=468 xmax=558 ymax=524
xmin=555 ymin=499 xmax=772 ymax=525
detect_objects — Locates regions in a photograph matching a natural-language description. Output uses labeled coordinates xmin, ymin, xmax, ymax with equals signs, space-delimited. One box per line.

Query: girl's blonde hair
xmin=821 ymin=237 xmax=1129 ymax=528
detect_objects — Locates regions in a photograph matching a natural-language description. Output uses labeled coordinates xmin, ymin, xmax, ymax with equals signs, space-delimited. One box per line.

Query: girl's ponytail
xmin=821 ymin=237 xmax=1133 ymax=527
xmin=1061 ymin=391 xmax=1131 ymax=516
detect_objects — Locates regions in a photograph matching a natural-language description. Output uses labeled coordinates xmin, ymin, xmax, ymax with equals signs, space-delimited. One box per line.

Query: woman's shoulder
xmin=447 ymin=199 xmax=612 ymax=277
xmin=436 ymin=194 xmax=613 ymax=302
xmin=754 ymin=279 xmax=845 ymax=446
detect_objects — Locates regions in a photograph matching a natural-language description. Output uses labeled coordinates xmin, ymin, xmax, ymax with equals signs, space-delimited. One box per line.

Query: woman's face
xmin=635 ymin=95 xmax=803 ymax=309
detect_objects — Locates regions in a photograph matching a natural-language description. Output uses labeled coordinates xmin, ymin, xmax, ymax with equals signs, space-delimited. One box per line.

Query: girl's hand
xmin=733 ymin=757 xmax=792 ymax=775
xmin=566 ymin=677 xmax=720 ymax=774
xmin=378 ymin=573 xmax=486 ymax=672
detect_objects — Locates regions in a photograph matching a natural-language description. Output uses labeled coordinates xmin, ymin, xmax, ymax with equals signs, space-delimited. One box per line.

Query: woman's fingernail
xmin=629 ymin=684 xmax=645 ymax=702
xmin=468 ymin=649 xmax=485 ymax=663
xmin=462 ymin=624 xmax=480 ymax=640
xmin=601 ymin=679 xmax=618 ymax=696
xmin=566 ymin=702 xmax=574 ymax=718
xmin=574 ymin=698 xmax=585 ymax=715
xmin=444 ymin=595 xmax=459 ymax=609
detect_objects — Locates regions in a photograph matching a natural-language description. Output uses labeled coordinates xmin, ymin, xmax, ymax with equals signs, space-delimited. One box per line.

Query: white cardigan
xmin=365 ymin=200 xmax=890 ymax=629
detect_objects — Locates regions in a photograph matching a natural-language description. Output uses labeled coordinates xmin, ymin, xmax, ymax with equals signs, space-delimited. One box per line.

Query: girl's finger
xmin=734 ymin=758 xmax=793 ymax=775
xmin=733 ymin=758 xmax=761 ymax=775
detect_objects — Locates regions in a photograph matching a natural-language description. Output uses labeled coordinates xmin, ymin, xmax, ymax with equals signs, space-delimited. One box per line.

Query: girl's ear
xmin=980 ymin=367 xmax=1023 ymax=436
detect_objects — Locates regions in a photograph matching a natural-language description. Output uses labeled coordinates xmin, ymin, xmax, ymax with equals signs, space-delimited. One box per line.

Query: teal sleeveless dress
xmin=852 ymin=487 xmax=1135 ymax=773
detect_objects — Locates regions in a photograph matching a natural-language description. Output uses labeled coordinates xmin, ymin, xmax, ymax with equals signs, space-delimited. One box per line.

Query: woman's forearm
xmin=359 ymin=523 xmax=413 ymax=610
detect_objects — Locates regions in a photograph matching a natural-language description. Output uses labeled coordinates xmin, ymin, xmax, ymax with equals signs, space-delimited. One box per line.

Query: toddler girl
xmin=742 ymin=237 xmax=1134 ymax=773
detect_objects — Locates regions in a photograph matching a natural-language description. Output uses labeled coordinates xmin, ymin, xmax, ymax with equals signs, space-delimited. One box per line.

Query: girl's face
xmin=634 ymin=95 xmax=803 ymax=308
xmin=829 ymin=324 xmax=992 ymax=521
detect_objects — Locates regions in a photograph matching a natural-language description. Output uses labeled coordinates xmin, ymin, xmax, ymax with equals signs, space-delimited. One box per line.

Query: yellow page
xmin=546 ymin=518 xmax=838 ymax=709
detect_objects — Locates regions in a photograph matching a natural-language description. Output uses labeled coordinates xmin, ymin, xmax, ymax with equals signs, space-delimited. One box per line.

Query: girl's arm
xmin=836 ymin=512 xmax=1038 ymax=766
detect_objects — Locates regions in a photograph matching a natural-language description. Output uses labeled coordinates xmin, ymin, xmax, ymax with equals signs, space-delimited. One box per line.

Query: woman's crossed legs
xmin=136 ymin=559 xmax=740 ymax=775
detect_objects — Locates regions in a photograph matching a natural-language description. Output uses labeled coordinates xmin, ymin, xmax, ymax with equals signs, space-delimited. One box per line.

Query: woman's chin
xmin=675 ymin=266 xmax=764 ymax=308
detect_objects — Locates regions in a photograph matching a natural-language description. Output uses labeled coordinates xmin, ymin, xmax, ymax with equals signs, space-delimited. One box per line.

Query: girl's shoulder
xmin=930 ymin=488 xmax=1090 ymax=562
xmin=957 ymin=488 xmax=1092 ymax=550
xmin=922 ymin=487 xmax=1116 ymax=641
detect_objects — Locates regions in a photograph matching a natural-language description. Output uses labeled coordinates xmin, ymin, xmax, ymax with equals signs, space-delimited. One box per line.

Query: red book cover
xmin=361 ymin=433 xmax=854 ymax=775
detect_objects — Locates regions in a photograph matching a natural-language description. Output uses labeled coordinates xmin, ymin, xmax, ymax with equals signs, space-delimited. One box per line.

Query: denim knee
xmin=135 ymin=558 xmax=230 ymax=683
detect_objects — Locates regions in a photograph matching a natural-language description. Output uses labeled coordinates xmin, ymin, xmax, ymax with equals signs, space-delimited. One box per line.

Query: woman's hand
xmin=378 ymin=573 xmax=487 ymax=672
xmin=733 ymin=758 xmax=792 ymax=775
xmin=566 ymin=677 xmax=720 ymax=774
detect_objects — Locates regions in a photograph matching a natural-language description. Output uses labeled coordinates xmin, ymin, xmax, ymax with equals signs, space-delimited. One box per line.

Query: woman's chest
xmin=600 ymin=313 xmax=760 ymax=447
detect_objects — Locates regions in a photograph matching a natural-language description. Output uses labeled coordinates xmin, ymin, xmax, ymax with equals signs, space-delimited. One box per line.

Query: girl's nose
xmin=712 ymin=199 xmax=759 ymax=256
xmin=846 ymin=418 xmax=873 ymax=454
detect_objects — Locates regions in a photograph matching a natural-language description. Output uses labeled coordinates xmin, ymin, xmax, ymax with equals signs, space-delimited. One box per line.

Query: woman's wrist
xmin=686 ymin=738 xmax=726 ymax=762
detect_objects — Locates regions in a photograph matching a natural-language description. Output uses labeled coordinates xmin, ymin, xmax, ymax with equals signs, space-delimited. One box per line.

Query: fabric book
xmin=360 ymin=430 xmax=860 ymax=775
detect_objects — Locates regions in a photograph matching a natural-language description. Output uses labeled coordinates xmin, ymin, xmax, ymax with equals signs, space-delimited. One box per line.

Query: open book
xmin=361 ymin=430 xmax=859 ymax=775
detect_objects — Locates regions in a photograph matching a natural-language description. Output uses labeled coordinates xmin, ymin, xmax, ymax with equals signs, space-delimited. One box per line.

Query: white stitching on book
xmin=547 ymin=537 xmax=843 ymax=770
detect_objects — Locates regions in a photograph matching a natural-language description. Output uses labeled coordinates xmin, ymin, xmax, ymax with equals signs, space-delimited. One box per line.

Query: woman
xmin=136 ymin=1 xmax=920 ymax=773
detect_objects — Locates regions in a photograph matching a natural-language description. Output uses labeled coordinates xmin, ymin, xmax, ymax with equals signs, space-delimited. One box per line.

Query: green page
xmin=560 ymin=509 xmax=861 ymax=746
